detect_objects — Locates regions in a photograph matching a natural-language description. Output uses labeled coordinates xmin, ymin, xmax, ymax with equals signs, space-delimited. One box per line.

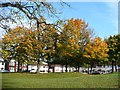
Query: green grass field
xmin=2 ymin=72 xmax=119 ymax=88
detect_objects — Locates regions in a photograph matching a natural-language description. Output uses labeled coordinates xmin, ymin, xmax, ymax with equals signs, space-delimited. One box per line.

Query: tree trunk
xmin=36 ymin=63 xmax=40 ymax=74
xmin=21 ymin=63 xmax=22 ymax=72
xmin=77 ymin=66 xmax=80 ymax=72
xmin=115 ymin=62 xmax=117 ymax=72
xmin=90 ymin=63 xmax=93 ymax=74
xmin=61 ymin=64 xmax=63 ymax=73
xmin=5 ymin=60 xmax=9 ymax=71
xmin=27 ymin=64 xmax=28 ymax=72
xmin=48 ymin=62 xmax=50 ymax=73
xmin=17 ymin=61 xmax=20 ymax=72
xmin=112 ymin=60 xmax=114 ymax=73
xmin=14 ymin=61 xmax=16 ymax=72
xmin=65 ymin=62 xmax=68 ymax=72
xmin=88 ymin=64 xmax=89 ymax=74
xmin=53 ymin=66 xmax=55 ymax=73
xmin=104 ymin=64 xmax=105 ymax=68
xmin=35 ymin=20 xmax=40 ymax=74
xmin=35 ymin=58 xmax=40 ymax=74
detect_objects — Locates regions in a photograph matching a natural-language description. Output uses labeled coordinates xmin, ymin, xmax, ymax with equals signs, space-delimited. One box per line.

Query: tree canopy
xmin=0 ymin=1 xmax=119 ymax=73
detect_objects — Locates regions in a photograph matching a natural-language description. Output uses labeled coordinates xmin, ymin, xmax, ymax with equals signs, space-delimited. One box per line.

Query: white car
xmin=0 ymin=70 xmax=9 ymax=72
xmin=30 ymin=69 xmax=36 ymax=73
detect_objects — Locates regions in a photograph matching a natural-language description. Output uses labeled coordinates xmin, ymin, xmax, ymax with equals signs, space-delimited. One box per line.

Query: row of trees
xmin=0 ymin=1 xmax=70 ymax=73
xmin=0 ymin=1 xmax=119 ymax=73
xmin=1 ymin=18 xmax=119 ymax=73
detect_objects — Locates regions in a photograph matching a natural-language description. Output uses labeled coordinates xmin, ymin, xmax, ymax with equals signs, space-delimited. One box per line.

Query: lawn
xmin=2 ymin=72 xmax=119 ymax=88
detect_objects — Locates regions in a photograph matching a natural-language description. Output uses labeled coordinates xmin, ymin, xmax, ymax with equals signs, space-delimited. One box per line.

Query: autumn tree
xmin=83 ymin=37 xmax=109 ymax=74
xmin=106 ymin=34 xmax=120 ymax=72
xmin=41 ymin=24 xmax=59 ymax=73
xmin=0 ymin=1 xmax=70 ymax=73
xmin=1 ymin=26 xmax=40 ymax=72
xmin=56 ymin=18 xmax=90 ymax=72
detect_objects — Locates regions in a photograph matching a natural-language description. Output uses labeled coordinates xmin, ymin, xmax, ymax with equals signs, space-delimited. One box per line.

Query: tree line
xmin=0 ymin=18 xmax=119 ymax=73
xmin=0 ymin=1 xmax=119 ymax=73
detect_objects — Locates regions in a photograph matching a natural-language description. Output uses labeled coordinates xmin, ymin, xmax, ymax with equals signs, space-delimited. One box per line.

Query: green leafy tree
xmin=106 ymin=34 xmax=120 ymax=72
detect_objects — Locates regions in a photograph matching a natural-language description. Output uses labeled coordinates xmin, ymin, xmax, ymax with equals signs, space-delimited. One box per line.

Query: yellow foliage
xmin=84 ymin=37 xmax=109 ymax=61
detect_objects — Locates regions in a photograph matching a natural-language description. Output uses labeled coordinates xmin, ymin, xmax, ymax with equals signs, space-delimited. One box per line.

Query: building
xmin=28 ymin=61 xmax=48 ymax=73
xmin=0 ymin=56 xmax=28 ymax=72
xmin=0 ymin=58 xmax=77 ymax=73
xmin=1 ymin=58 xmax=117 ymax=73
xmin=50 ymin=64 xmax=76 ymax=72
xmin=0 ymin=57 xmax=4 ymax=70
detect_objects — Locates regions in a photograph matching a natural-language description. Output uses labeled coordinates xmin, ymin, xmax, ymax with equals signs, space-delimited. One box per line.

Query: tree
xmin=106 ymin=34 xmax=120 ymax=72
xmin=1 ymin=25 xmax=60 ymax=73
xmin=56 ymin=18 xmax=90 ymax=72
xmin=42 ymin=25 xmax=59 ymax=73
xmin=1 ymin=26 xmax=40 ymax=72
xmin=0 ymin=1 xmax=62 ymax=31
xmin=83 ymin=37 xmax=109 ymax=74
xmin=0 ymin=1 xmax=69 ymax=73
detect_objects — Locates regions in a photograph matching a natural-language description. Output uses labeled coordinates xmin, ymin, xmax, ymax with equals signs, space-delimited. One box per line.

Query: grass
xmin=2 ymin=72 xmax=119 ymax=88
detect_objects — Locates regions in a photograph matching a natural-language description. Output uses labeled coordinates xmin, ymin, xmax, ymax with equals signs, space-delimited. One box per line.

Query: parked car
xmin=91 ymin=71 xmax=100 ymax=74
xmin=0 ymin=70 xmax=9 ymax=72
xmin=97 ymin=69 xmax=106 ymax=74
xmin=22 ymin=70 xmax=30 ymax=72
xmin=30 ymin=69 xmax=36 ymax=73
xmin=106 ymin=70 xmax=113 ymax=74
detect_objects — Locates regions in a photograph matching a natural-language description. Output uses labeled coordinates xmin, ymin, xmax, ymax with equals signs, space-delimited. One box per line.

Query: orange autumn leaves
xmin=83 ymin=37 xmax=109 ymax=61
xmin=1 ymin=18 xmax=109 ymax=64
xmin=57 ymin=18 xmax=90 ymax=58
xmin=2 ymin=26 xmax=41 ymax=61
